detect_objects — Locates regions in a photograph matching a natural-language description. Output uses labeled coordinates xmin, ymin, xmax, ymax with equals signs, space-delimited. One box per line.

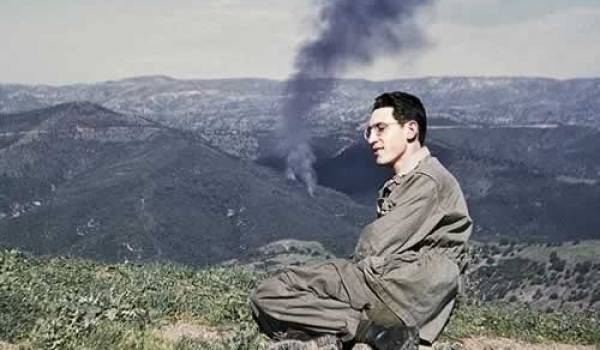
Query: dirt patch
xmin=0 ymin=341 xmax=18 ymax=350
xmin=94 ymin=266 xmax=117 ymax=280
xmin=451 ymin=337 xmax=598 ymax=350
xmin=153 ymin=322 xmax=232 ymax=343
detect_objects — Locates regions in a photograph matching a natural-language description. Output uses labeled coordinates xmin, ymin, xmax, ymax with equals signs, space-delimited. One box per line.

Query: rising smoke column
xmin=281 ymin=0 xmax=434 ymax=196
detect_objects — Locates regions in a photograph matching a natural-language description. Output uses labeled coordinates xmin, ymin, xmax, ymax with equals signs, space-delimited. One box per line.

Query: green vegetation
xmin=519 ymin=240 xmax=600 ymax=262
xmin=0 ymin=249 xmax=264 ymax=349
xmin=1 ymin=249 xmax=599 ymax=349
xmin=469 ymin=240 xmax=600 ymax=311
xmin=446 ymin=297 xmax=600 ymax=345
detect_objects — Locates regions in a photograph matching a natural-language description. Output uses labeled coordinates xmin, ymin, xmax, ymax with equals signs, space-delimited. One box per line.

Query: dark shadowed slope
xmin=0 ymin=103 xmax=371 ymax=265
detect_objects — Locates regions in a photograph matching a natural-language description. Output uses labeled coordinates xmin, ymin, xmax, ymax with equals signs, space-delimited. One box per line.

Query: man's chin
xmin=373 ymin=157 xmax=391 ymax=167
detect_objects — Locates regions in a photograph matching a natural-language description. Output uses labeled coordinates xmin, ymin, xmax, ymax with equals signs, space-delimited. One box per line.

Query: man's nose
xmin=367 ymin=131 xmax=378 ymax=145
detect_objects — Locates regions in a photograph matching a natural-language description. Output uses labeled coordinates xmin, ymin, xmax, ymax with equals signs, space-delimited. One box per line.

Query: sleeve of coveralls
xmin=355 ymin=173 xmax=444 ymax=258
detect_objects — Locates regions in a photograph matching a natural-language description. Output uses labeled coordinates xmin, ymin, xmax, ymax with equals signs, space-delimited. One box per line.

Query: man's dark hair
xmin=372 ymin=91 xmax=427 ymax=145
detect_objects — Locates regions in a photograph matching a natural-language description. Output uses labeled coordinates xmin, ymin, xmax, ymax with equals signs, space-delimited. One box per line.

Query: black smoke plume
xmin=281 ymin=0 xmax=434 ymax=196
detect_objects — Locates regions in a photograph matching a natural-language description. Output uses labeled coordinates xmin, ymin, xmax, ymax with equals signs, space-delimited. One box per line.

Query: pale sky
xmin=2 ymin=0 xmax=600 ymax=85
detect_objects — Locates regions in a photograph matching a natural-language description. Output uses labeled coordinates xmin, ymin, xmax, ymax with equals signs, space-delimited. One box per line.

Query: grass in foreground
xmin=1 ymin=249 xmax=599 ymax=349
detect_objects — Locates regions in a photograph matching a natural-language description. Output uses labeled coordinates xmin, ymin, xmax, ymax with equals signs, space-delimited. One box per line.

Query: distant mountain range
xmin=1 ymin=76 xmax=598 ymax=172
xmin=2 ymin=76 xmax=599 ymax=127
xmin=0 ymin=76 xmax=599 ymax=264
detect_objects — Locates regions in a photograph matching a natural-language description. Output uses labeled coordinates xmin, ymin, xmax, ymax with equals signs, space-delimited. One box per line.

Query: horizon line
xmin=2 ymin=74 xmax=600 ymax=87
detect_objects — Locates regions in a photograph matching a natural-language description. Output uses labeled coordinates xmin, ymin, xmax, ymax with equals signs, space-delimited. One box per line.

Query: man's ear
xmin=405 ymin=120 xmax=419 ymax=142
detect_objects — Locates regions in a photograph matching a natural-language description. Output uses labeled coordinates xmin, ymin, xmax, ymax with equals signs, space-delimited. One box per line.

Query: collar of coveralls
xmin=392 ymin=146 xmax=430 ymax=180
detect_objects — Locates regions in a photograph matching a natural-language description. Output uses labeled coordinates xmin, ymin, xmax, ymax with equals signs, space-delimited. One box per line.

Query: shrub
xmin=548 ymin=252 xmax=566 ymax=272
xmin=590 ymin=287 xmax=600 ymax=306
xmin=574 ymin=261 xmax=591 ymax=275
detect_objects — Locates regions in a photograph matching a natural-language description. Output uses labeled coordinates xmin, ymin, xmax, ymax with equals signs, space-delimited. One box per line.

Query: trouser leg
xmin=250 ymin=260 xmax=373 ymax=342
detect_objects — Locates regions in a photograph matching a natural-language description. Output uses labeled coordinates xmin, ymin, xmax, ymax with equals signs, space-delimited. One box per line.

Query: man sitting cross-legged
xmin=250 ymin=91 xmax=472 ymax=350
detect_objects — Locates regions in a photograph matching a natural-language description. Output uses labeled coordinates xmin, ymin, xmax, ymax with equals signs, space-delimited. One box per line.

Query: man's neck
xmin=392 ymin=143 xmax=427 ymax=176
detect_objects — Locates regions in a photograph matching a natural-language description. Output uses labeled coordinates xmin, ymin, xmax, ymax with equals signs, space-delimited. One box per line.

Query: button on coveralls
xmin=251 ymin=147 xmax=472 ymax=344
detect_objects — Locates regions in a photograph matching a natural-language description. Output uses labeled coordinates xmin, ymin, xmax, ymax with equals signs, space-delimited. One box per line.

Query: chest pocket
xmin=377 ymin=180 xmax=400 ymax=217
xmin=377 ymin=196 xmax=396 ymax=217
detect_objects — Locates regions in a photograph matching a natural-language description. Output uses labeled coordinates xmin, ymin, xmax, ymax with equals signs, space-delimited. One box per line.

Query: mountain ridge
xmin=0 ymin=102 xmax=372 ymax=266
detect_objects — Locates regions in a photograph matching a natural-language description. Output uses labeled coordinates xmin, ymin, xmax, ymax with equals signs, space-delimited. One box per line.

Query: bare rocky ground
xmin=1 ymin=336 xmax=595 ymax=350
xmin=152 ymin=321 xmax=232 ymax=343
xmin=146 ymin=322 xmax=599 ymax=350
xmin=146 ymin=321 xmax=599 ymax=350
xmin=440 ymin=337 xmax=598 ymax=350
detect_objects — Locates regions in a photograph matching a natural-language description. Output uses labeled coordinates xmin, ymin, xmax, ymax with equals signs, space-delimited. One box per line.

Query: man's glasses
xmin=363 ymin=122 xmax=401 ymax=141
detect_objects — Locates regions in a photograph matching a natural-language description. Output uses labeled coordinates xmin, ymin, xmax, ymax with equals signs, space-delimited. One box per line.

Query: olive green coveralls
xmin=251 ymin=147 xmax=472 ymax=344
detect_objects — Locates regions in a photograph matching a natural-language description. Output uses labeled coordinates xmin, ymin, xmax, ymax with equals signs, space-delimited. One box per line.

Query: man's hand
xmin=355 ymin=320 xmax=419 ymax=350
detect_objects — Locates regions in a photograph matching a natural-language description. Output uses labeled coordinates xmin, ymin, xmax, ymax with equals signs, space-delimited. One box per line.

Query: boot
xmin=354 ymin=320 xmax=419 ymax=350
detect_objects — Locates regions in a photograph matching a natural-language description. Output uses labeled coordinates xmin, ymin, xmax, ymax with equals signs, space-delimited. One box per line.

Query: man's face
xmin=366 ymin=107 xmax=415 ymax=168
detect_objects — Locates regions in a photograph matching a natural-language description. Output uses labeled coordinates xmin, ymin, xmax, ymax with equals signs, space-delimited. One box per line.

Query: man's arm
xmin=354 ymin=172 xmax=471 ymax=335
xmin=354 ymin=173 xmax=444 ymax=259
